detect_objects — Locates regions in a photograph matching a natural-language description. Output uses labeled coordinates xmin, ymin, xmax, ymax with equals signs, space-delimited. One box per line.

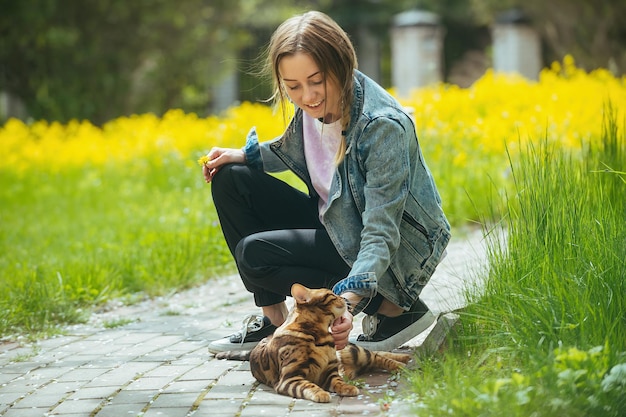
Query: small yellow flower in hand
xmin=198 ymin=155 xmax=211 ymax=166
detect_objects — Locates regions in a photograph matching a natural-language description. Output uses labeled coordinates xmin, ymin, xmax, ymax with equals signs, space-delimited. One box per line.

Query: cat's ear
xmin=291 ymin=283 xmax=311 ymax=304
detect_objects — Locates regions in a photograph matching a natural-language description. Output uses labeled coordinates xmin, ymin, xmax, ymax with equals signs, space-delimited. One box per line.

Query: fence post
xmin=211 ymin=58 xmax=239 ymax=115
xmin=390 ymin=10 xmax=444 ymax=97
xmin=0 ymin=91 xmax=27 ymax=121
xmin=492 ymin=9 xmax=542 ymax=80
xmin=356 ymin=24 xmax=382 ymax=84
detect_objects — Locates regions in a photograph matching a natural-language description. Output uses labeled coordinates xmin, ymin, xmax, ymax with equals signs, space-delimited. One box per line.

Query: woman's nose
xmin=302 ymin=86 xmax=315 ymax=103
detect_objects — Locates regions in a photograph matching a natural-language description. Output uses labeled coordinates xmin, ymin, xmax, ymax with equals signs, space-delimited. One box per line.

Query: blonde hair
xmin=265 ymin=11 xmax=358 ymax=163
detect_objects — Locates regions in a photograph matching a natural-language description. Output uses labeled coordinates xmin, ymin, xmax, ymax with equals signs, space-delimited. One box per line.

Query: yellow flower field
xmin=404 ymin=56 xmax=625 ymax=165
xmin=1 ymin=102 xmax=285 ymax=174
xmin=2 ymin=56 xmax=624 ymax=175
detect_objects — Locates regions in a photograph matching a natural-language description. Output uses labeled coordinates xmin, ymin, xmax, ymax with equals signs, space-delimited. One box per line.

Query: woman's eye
xmin=287 ymin=85 xmax=299 ymax=91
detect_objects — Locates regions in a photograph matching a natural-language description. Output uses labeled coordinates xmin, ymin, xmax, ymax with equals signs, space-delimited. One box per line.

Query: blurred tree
xmin=509 ymin=0 xmax=626 ymax=75
xmin=0 ymin=0 xmax=243 ymax=123
xmin=0 ymin=0 xmax=317 ymax=124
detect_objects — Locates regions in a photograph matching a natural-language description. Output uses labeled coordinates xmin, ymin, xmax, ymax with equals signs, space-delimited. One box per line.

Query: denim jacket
xmin=242 ymin=70 xmax=450 ymax=314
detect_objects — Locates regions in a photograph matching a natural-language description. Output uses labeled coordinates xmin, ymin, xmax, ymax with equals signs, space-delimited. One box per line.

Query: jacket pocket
xmin=386 ymin=212 xmax=433 ymax=306
xmin=399 ymin=211 xmax=432 ymax=269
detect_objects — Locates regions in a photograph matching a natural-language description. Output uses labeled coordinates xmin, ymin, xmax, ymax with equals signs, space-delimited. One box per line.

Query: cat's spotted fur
xmin=215 ymin=283 xmax=412 ymax=403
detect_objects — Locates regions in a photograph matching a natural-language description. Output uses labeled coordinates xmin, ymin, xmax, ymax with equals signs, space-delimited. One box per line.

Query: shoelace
xmin=238 ymin=314 xmax=265 ymax=345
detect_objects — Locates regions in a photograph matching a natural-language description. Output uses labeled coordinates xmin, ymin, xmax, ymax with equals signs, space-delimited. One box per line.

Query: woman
xmin=202 ymin=10 xmax=450 ymax=353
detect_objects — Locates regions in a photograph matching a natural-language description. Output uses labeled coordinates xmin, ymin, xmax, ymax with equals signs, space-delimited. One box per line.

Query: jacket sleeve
xmin=241 ymin=126 xmax=289 ymax=172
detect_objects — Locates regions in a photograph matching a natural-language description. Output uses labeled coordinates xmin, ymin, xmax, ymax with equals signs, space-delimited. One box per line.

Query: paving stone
xmin=110 ymin=332 xmax=163 ymax=345
xmin=105 ymin=389 xmax=154 ymax=404
xmin=177 ymin=361 xmax=234 ymax=381
xmin=213 ymin=370 xmax=256 ymax=387
xmin=196 ymin=398 xmax=242 ymax=414
xmin=248 ymin=389 xmax=294 ymax=406
xmin=288 ymin=412 xmax=339 ymax=417
xmin=10 ymin=392 xmax=60 ymax=409
xmin=203 ymin=384 xmax=250 ymax=400
xmin=0 ymin=379 xmax=42 ymax=394
xmin=83 ymin=362 xmax=161 ymax=388
xmin=142 ymin=364 xmax=195 ymax=378
xmin=50 ymin=397 xmax=103 ymax=414
xmin=31 ymin=381 xmax=82 ymax=398
xmin=192 ymin=412 xmax=244 ymax=417
xmin=55 ymin=367 xmax=110 ymax=382
xmin=142 ymin=406 xmax=191 ymax=417
xmin=290 ymin=396 xmax=340 ymax=411
xmin=105 ymin=344 xmax=156 ymax=357
xmin=0 ymin=392 xmax=23 ymax=408
xmin=0 ymin=374 xmax=18 ymax=386
xmin=124 ymin=376 xmax=175 ymax=391
xmin=240 ymin=404 xmax=292 ymax=417
xmin=161 ymin=379 xmax=212 ymax=394
xmin=65 ymin=386 xmax=118 ymax=400
xmin=163 ymin=340 xmax=206 ymax=352
xmin=45 ymin=355 xmax=104 ymax=369
xmin=135 ymin=352 xmax=185 ymax=362
xmin=23 ymin=366 xmax=69 ymax=381
xmin=2 ymin=407 xmax=52 ymax=417
xmin=337 ymin=394 xmax=384 ymax=415
xmin=37 ymin=336 xmax=82 ymax=350
xmin=61 ymin=340 xmax=123 ymax=355
xmin=92 ymin=402 xmax=146 ymax=417
xmin=149 ymin=392 xmax=199 ymax=408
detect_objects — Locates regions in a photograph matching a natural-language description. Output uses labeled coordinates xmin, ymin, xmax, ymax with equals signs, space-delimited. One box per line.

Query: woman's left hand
xmin=330 ymin=310 xmax=353 ymax=350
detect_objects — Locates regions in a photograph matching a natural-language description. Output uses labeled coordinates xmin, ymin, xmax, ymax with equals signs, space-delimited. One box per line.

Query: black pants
xmin=211 ymin=164 xmax=354 ymax=308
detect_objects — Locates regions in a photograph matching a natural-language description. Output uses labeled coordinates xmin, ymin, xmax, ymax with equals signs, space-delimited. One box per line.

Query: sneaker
xmin=353 ymin=299 xmax=436 ymax=351
xmin=208 ymin=314 xmax=277 ymax=354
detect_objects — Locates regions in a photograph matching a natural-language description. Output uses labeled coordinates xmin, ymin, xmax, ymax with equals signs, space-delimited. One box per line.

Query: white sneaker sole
xmin=208 ymin=338 xmax=260 ymax=354
xmin=352 ymin=311 xmax=437 ymax=351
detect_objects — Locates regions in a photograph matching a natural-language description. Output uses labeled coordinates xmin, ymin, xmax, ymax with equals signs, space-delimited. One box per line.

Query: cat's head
xmin=291 ymin=283 xmax=346 ymax=320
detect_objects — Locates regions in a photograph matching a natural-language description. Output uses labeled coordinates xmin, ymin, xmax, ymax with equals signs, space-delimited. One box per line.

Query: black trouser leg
xmin=211 ymin=164 xmax=350 ymax=307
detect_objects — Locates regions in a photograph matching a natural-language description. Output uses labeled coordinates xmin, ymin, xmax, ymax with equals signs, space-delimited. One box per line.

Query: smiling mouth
xmin=307 ymin=100 xmax=324 ymax=109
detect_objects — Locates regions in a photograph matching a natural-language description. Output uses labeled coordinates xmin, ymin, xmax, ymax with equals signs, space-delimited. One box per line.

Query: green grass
xmin=103 ymin=317 xmax=136 ymax=329
xmin=0 ymin=156 xmax=234 ymax=337
xmin=402 ymin=109 xmax=626 ymax=416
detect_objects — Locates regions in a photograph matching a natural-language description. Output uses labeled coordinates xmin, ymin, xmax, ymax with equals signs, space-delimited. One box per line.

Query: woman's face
xmin=278 ymin=52 xmax=341 ymax=123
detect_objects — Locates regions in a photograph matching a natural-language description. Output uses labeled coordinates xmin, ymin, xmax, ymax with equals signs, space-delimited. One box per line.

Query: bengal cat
xmin=215 ymin=283 xmax=413 ymax=403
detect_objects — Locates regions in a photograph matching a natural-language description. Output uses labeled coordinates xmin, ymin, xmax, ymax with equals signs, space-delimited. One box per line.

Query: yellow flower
xmin=198 ymin=155 xmax=211 ymax=166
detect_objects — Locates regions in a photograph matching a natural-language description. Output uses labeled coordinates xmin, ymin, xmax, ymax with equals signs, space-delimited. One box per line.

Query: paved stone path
xmin=0 ymin=229 xmax=487 ymax=417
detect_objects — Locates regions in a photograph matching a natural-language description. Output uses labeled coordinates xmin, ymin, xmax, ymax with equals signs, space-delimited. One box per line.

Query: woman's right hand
xmin=202 ymin=147 xmax=245 ymax=183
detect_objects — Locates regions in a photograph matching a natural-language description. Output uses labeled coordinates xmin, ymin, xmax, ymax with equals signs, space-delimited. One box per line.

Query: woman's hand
xmin=330 ymin=309 xmax=353 ymax=350
xmin=202 ymin=147 xmax=245 ymax=183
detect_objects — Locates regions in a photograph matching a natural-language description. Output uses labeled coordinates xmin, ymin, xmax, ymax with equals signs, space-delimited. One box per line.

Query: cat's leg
xmin=327 ymin=371 xmax=360 ymax=397
xmin=275 ymin=376 xmax=332 ymax=403
xmin=369 ymin=350 xmax=413 ymax=372
xmin=338 ymin=344 xmax=413 ymax=378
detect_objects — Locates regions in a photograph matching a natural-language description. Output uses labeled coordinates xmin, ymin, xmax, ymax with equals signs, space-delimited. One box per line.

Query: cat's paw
xmin=304 ymin=388 xmax=332 ymax=403
xmin=334 ymin=382 xmax=360 ymax=397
